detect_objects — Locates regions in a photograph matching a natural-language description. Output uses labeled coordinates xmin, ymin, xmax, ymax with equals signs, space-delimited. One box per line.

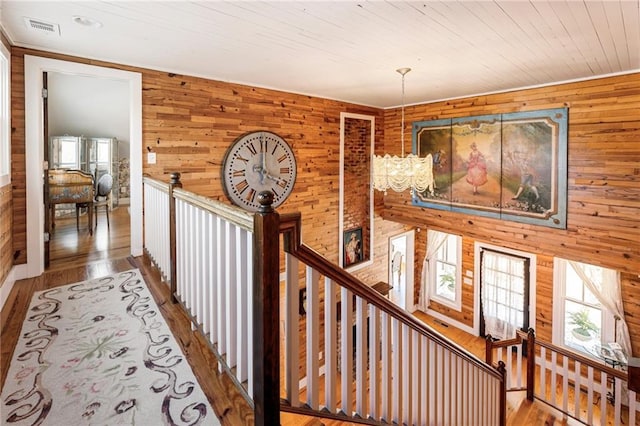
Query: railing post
xmin=526 ymin=328 xmax=536 ymax=401
xmin=498 ymin=360 xmax=507 ymax=426
xmin=168 ymin=172 xmax=182 ymax=303
xmin=252 ymin=191 xmax=280 ymax=426
xmin=485 ymin=334 xmax=494 ymax=366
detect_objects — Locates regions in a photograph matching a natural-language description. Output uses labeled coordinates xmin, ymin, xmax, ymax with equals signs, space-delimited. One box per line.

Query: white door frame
xmin=24 ymin=55 xmax=143 ymax=277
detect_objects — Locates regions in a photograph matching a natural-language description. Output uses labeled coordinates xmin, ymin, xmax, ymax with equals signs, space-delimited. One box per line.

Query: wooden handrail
xmin=143 ymin=175 xmax=169 ymax=191
xmin=513 ymin=329 xmax=628 ymax=382
xmin=173 ymin=188 xmax=254 ymax=232
xmin=279 ymin=214 xmax=502 ymax=380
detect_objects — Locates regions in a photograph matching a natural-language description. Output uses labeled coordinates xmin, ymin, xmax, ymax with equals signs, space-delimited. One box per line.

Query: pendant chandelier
xmin=372 ymin=68 xmax=434 ymax=194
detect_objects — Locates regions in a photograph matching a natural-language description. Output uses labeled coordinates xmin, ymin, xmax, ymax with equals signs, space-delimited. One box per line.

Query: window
xmin=553 ymin=258 xmax=616 ymax=359
xmin=427 ymin=230 xmax=461 ymax=310
xmin=0 ymin=42 xmax=10 ymax=186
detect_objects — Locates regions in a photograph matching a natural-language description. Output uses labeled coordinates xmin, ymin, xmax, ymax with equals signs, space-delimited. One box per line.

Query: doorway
xmin=24 ymin=55 xmax=142 ymax=277
xmin=388 ymin=230 xmax=415 ymax=311
xmin=475 ymin=243 xmax=536 ymax=339
xmin=45 ymin=72 xmax=132 ymax=268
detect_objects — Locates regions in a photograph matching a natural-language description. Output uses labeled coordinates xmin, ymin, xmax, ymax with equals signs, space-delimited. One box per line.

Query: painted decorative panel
xmin=412 ymin=108 xmax=568 ymax=229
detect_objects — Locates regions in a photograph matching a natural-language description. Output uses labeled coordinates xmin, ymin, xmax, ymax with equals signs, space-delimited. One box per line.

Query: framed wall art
xmin=343 ymin=227 xmax=364 ymax=267
xmin=412 ymin=107 xmax=568 ymax=229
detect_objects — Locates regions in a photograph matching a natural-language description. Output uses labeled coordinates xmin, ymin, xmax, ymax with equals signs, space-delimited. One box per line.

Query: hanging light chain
xmin=397 ymin=67 xmax=411 ymax=158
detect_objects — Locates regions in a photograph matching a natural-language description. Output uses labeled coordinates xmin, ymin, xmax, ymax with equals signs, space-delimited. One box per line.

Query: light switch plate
xmin=147 ymin=152 xmax=156 ymax=164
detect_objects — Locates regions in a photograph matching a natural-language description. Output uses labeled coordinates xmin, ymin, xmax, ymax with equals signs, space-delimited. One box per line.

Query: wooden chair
xmin=94 ymin=173 xmax=113 ymax=229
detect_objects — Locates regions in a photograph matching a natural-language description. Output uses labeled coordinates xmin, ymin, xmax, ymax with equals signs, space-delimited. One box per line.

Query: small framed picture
xmin=343 ymin=227 xmax=363 ymax=267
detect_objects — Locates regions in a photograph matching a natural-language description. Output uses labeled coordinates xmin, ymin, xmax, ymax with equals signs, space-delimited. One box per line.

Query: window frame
xmin=427 ymin=230 xmax=462 ymax=311
xmin=0 ymin=41 xmax=10 ymax=186
xmin=552 ymin=258 xmax=616 ymax=360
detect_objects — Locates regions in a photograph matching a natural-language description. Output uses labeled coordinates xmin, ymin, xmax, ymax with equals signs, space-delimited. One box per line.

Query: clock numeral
xmin=280 ymin=167 xmax=290 ymax=175
xmin=277 ymin=154 xmax=288 ymax=163
xmin=271 ymin=187 xmax=280 ymax=198
xmin=271 ymin=145 xmax=278 ymax=155
xmin=235 ymin=179 xmax=249 ymax=194
xmin=261 ymin=139 xmax=268 ymax=153
xmin=247 ymin=143 xmax=257 ymax=156
xmin=246 ymin=188 xmax=256 ymax=203
xmin=232 ymin=169 xmax=245 ymax=177
xmin=277 ymin=179 xmax=288 ymax=189
xmin=236 ymin=155 xmax=249 ymax=163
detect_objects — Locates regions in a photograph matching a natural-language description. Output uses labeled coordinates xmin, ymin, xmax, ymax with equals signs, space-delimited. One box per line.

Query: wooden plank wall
xmin=9 ymin=48 xmax=396 ymax=272
xmin=0 ymin=31 xmax=13 ymax=289
xmin=0 ymin=185 xmax=11 ymax=288
xmin=381 ymin=73 xmax=640 ymax=351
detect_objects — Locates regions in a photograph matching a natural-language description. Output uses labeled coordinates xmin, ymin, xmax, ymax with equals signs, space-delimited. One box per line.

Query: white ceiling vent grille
xmin=23 ymin=17 xmax=60 ymax=35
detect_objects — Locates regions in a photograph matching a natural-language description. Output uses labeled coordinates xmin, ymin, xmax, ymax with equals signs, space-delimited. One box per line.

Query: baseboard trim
xmin=1 ymin=264 xmax=23 ymax=312
xmin=424 ymin=308 xmax=477 ymax=336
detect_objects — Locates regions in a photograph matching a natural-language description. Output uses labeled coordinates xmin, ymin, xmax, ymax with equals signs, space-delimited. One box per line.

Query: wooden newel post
xmin=252 ymin=191 xmax=280 ymax=426
xmin=526 ymin=328 xmax=536 ymax=401
xmin=485 ymin=334 xmax=494 ymax=366
xmin=498 ymin=360 xmax=507 ymax=426
xmin=168 ymin=172 xmax=182 ymax=304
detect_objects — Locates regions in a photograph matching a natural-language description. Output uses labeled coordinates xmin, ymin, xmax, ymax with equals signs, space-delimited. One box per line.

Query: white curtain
xmin=419 ymin=231 xmax=448 ymax=311
xmin=568 ymin=261 xmax=631 ymax=363
xmin=481 ymin=251 xmax=524 ymax=340
xmin=568 ymin=260 xmax=631 ymax=403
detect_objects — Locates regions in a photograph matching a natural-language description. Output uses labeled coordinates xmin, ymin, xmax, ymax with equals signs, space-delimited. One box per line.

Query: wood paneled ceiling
xmin=1 ymin=1 xmax=638 ymax=108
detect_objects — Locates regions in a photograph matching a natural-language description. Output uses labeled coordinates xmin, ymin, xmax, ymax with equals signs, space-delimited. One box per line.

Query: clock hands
xmin=265 ymin=172 xmax=286 ymax=186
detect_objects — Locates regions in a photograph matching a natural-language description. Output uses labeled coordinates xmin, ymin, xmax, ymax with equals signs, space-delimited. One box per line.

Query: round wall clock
xmin=222 ymin=131 xmax=297 ymax=211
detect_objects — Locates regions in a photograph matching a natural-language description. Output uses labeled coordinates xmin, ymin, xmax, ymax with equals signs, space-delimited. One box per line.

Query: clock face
xmin=222 ymin=131 xmax=297 ymax=211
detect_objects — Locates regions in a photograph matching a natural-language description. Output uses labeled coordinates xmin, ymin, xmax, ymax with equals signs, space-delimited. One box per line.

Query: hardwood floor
xmin=1 ymin=207 xmax=253 ymax=425
xmin=0 ymin=208 xmax=605 ymax=425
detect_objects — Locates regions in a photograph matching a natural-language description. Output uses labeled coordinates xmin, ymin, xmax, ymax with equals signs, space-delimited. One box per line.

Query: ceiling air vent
xmin=23 ymin=17 xmax=60 ymax=35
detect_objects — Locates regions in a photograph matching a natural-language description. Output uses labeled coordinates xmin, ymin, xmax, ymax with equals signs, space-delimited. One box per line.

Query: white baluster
xmin=381 ymin=312 xmax=392 ymax=421
xmin=402 ymin=324 xmax=412 ymax=426
xmin=392 ymin=319 xmax=402 ymax=424
xmin=587 ymin=366 xmax=594 ymax=424
xmin=550 ymin=351 xmax=557 ymax=406
xmin=573 ymin=361 xmax=581 ymax=419
xmin=628 ymin=390 xmax=636 ymax=426
xmin=246 ymin=233 xmax=253 ymax=397
xmin=411 ymin=330 xmax=420 ymax=423
xmin=516 ymin=343 xmax=523 ymax=389
xmin=600 ymin=371 xmax=607 ymax=426
xmin=340 ymin=287 xmax=353 ymax=415
xmin=216 ymin=216 xmax=227 ymax=364
xmin=562 ymin=355 xmax=569 ymax=413
xmin=368 ymin=305 xmax=379 ymax=420
xmin=285 ymin=252 xmax=299 ymax=406
xmin=201 ymin=211 xmax=211 ymax=336
xmin=235 ymin=226 xmax=249 ymax=383
xmin=443 ymin=347 xmax=450 ymax=423
xmin=208 ymin=213 xmax=218 ymax=346
xmin=225 ymin=221 xmax=237 ymax=367
xmin=324 ymin=278 xmax=337 ymax=413
xmin=306 ymin=266 xmax=319 ymax=410
xmin=420 ymin=336 xmax=428 ymax=425
xmin=355 ymin=296 xmax=367 ymax=417
xmin=428 ymin=339 xmax=436 ymax=424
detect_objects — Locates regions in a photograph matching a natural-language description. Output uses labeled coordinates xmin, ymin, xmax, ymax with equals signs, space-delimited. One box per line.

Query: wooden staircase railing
xmin=279 ymin=209 xmax=506 ymax=425
xmin=143 ymin=177 xmax=507 ymax=425
xmin=486 ymin=328 xmax=639 ymax=425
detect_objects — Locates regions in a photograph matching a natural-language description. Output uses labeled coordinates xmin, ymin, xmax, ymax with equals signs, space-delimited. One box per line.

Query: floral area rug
xmin=1 ymin=269 xmax=219 ymax=425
